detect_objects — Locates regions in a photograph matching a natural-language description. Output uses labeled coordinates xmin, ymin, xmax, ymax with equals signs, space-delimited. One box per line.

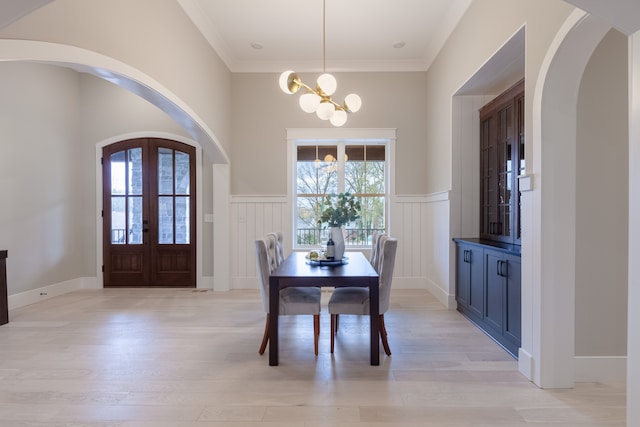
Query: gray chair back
xmin=374 ymin=234 xmax=388 ymax=273
xmin=264 ymin=233 xmax=280 ymax=272
xmin=378 ymin=237 xmax=397 ymax=314
xmin=368 ymin=231 xmax=380 ymax=264
xmin=255 ymin=238 xmax=272 ymax=313
xmin=266 ymin=231 xmax=285 ymax=266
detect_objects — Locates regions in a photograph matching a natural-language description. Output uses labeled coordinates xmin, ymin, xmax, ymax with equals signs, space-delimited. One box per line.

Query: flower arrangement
xmin=318 ymin=192 xmax=361 ymax=227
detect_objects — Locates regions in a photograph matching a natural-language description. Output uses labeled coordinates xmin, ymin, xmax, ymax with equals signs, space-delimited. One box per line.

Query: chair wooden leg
xmin=335 ymin=313 xmax=339 ymax=333
xmin=313 ymin=314 xmax=320 ymax=356
xmin=380 ymin=314 xmax=392 ymax=356
xmin=330 ymin=314 xmax=336 ymax=353
xmin=258 ymin=314 xmax=270 ymax=355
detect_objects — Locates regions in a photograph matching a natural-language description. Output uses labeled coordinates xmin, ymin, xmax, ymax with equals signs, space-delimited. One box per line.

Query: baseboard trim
xmin=232 ymin=276 xmax=258 ymax=290
xmin=8 ymin=277 xmax=97 ymax=310
xmin=574 ymin=356 xmax=627 ymax=383
xmin=518 ymin=348 xmax=534 ymax=381
xmin=424 ymin=278 xmax=455 ymax=309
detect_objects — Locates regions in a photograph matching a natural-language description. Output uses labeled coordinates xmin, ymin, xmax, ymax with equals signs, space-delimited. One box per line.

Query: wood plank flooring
xmin=0 ymin=288 xmax=626 ymax=426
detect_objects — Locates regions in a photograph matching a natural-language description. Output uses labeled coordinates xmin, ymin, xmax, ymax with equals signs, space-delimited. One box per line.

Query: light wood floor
xmin=0 ymin=288 xmax=625 ymax=426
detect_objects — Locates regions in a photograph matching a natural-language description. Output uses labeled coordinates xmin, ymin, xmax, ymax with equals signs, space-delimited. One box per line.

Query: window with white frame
xmin=293 ymin=139 xmax=389 ymax=249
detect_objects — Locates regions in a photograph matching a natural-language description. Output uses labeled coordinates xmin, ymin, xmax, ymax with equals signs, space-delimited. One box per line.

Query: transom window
xmin=294 ymin=140 xmax=388 ymax=249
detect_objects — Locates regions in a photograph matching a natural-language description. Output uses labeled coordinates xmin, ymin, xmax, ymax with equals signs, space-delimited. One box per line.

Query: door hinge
xmin=101 ymin=265 xmax=104 ymax=272
xmin=101 ymin=210 xmax=104 ymax=217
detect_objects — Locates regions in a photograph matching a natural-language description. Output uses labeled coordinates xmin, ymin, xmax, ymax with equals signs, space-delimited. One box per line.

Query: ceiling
xmin=3 ymin=1 xmax=640 ymax=77
xmin=0 ymin=0 xmax=52 ymax=29
xmin=177 ymin=0 xmax=473 ymax=73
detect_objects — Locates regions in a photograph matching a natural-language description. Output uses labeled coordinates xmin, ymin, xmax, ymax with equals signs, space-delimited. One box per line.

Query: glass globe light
xmin=316 ymin=101 xmax=335 ymax=120
xmin=279 ymin=70 xmax=300 ymax=94
xmin=316 ymin=73 xmax=337 ymax=95
xmin=330 ymin=109 xmax=347 ymax=127
xmin=344 ymin=93 xmax=362 ymax=112
xmin=299 ymin=92 xmax=321 ymax=113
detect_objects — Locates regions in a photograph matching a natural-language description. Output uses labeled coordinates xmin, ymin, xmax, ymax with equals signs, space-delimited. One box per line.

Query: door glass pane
xmin=128 ymin=196 xmax=143 ymax=244
xmin=158 ymin=148 xmax=174 ymax=195
xmin=175 ymin=197 xmax=190 ymax=244
xmin=158 ymin=196 xmax=174 ymax=244
xmin=128 ymin=148 xmax=143 ymax=195
xmin=110 ymin=151 xmax=126 ymax=195
xmin=111 ymin=197 xmax=126 ymax=244
xmin=175 ymin=151 xmax=190 ymax=195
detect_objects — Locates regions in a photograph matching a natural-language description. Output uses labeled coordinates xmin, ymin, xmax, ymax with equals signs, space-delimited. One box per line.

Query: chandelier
xmin=278 ymin=0 xmax=361 ymax=127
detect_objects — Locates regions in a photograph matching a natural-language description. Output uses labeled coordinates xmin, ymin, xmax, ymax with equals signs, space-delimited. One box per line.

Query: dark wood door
xmin=102 ymin=138 xmax=196 ymax=287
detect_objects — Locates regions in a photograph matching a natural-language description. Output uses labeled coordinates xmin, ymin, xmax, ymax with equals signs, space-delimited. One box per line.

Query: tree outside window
xmin=295 ymin=143 xmax=386 ymax=248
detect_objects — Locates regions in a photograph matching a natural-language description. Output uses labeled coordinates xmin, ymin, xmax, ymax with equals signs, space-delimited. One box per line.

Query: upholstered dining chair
xmin=266 ymin=231 xmax=285 ymax=267
xmin=265 ymin=233 xmax=280 ymax=272
xmin=328 ymin=237 xmax=397 ymax=356
xmin=255 ymin=238 xmax=321 ymax=356
xmin=369 ymin=231 xmax=386 ymax=272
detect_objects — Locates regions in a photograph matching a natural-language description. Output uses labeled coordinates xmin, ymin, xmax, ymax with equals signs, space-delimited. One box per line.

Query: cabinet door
xmin=466 ymin=246 xmax=484 ymax=319
xmin=455 ymin=244 xmax=484 ymax=320
xmin=484 ymin=250 xmax=504 ymax=334
xmin=504 ymin=254 xmax=521 ymax=346
xmin=456 ymin=245 xmax=471 ymax=309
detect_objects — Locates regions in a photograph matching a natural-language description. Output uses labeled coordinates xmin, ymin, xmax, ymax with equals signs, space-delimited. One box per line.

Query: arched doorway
xmin=102 ymin=137 xmax=196 ymax=287
xmin=526 ymin=11 xmax=613 ymax=388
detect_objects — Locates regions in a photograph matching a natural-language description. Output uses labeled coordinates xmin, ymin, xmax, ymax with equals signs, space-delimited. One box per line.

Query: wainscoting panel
xmin=230 ymin=194 xmax=451 ymax=303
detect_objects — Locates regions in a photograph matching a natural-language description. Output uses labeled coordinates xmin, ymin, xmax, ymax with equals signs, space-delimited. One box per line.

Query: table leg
xmin=369 ymin=276 xmax=380 ymax=365
xmin=268 ymin=276 xmax=279 ymax=366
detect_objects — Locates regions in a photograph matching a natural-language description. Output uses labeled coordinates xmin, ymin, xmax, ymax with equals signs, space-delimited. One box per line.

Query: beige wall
xmin=0 ymin=0 xmax=232 ymax=157
xmin=0 ymin=63 xmax=84 ymax=293
xmin=428 ymin=0 xmax=574 ymax=194
xmin=230 ymin=72 xmax=428 ymax=195
xmin=0 ymin=62 xmax=215 ymax=294
xmin=576 ymin=29 xmax=628 ymax=357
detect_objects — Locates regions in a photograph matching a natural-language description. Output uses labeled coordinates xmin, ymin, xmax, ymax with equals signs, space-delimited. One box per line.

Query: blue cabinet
xmin=454 ymin=239 xmax=521 ymax=358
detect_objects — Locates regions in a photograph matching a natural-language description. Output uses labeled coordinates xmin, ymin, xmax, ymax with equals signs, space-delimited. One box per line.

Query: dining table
xmin=268 ymin=251 xmax=380 ymax=366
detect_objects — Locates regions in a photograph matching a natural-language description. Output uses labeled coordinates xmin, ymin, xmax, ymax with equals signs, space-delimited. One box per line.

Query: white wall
xmin=627 ymin=27 xmax=640 ymax=427
xmin=0 ymin=63 xmax=83 ymax=294
xmin=575 ymin=29 xmax=628 ymax=358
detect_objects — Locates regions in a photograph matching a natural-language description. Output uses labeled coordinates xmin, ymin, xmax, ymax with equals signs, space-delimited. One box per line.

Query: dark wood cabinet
xmin=1 ymin=250 xmax=7 ymax=326
xmin=483 ymin=248 xmax=521 ymax=356
xmin=454 ymin=239 xmax=521 ymax=358
xmin=455 ymin=241 xmax=484 ymax=322
xmin=480 ymin=79 xmax=524 ymax=244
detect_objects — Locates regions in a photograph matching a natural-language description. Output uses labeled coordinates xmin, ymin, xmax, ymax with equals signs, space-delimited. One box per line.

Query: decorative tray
xmin=306 ymin=256 xmax=348 ymax=266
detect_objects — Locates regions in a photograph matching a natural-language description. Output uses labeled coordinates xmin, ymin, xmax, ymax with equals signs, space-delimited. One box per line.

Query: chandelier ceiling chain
xmin=278 ymin=0 xmax=362 ymax=127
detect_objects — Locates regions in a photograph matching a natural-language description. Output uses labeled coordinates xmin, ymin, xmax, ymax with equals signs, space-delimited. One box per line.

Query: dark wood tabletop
xmin=268 ymin=251 xmax=380 ymax=366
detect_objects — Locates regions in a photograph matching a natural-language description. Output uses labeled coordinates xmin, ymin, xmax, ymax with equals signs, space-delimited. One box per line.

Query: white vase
xmin=331 ymin=226 xmax=345 ymax=260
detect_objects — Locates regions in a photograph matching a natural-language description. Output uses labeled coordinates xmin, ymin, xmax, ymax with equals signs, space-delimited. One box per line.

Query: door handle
xmin=497 ymin=260 xmax=507 ymax=277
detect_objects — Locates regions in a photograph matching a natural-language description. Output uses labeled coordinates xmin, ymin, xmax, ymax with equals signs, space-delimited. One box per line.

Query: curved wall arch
xmin=0 ymin=39 xmax=229 ymax=165
xmin=526 ymin=11 xmax=612 ymax=388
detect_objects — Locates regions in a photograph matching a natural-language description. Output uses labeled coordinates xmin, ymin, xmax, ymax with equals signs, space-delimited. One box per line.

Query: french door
xmin=102 ymin=138 xmax=196 ymax=287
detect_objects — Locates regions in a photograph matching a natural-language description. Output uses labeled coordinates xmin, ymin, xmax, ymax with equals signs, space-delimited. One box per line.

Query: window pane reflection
xmin=111 ymin=197 xmax=126 ymax=244
xmin=158 ymin=196 xmax=174 ymax=244
xmin=158 ymin=148 xmax=173 ymax=195
xmin=175 ymin=197 xmax=190 ymax=244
